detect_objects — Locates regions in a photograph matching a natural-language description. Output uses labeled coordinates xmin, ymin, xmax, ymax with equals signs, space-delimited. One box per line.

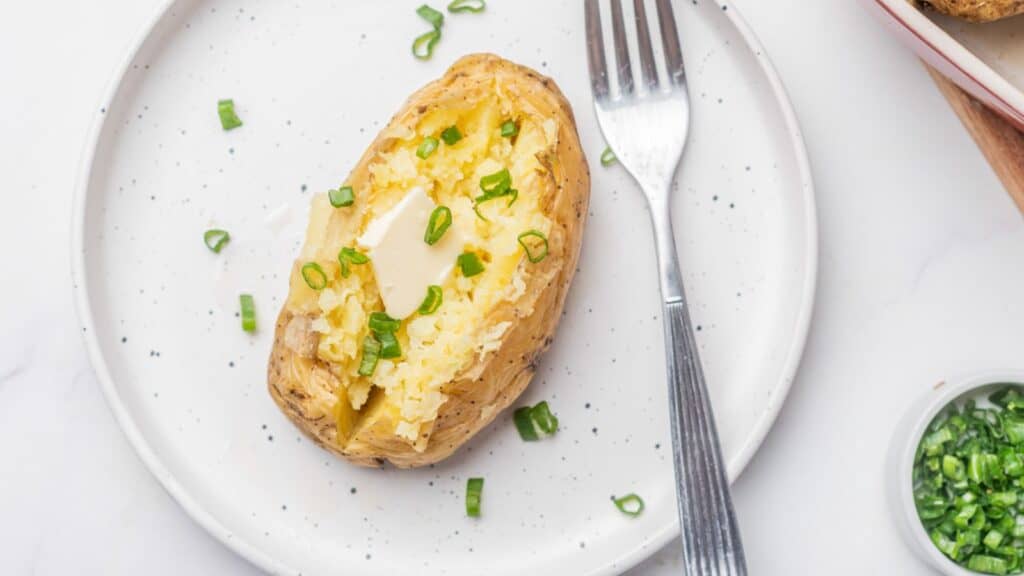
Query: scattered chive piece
xmin=500 ymin=120 xmax=519 ymax=138
xmin=239 ymin=294 xmax=256 ymax=332
xmin=448 ymin=0 xmax=485 ymax=13
xmin=417 ymin=137 xmax=439 ymax=159
xmin=300 ymin=262 xmax=328 ymax=291
xmin=440 ymin=125 xmax=463 ymax=145
xmin=416 ymin=4 xmax=444 ymax=29
xmin=600 ymin=146 xmax=617 ymax=166
xmin=338 ymin=247 xmax=370 ymax=278
xmin=357 ymin=335 xmax=381 ymax=376
xmin=472 ymin=203 xmax=490 ymax=222
xmin=478 ymin=168 xmax=512 ymax=197
xmin=457 ymin=252 xmax=485 ymax=277
xmin=466 ymin=477 xmax=484 ymax=517
xmin=530 ymin=401 xmax=558 ymax=435
xmin=513 ymin=401 xmax=559 ymax=440
xmin=914 ymin=386 xmax=1024 ymax=572
xmin=412 ymin=29 xmax=441 ymax=60
xmin=377 ymin=331 xmax=402 ymax=359
xmin=517 ymin=230 xmax=549 ymax=263
xmin=424 ymin=206 xmax=452 ymax=245
xmin=613 ymin=494 xmax=645 ymax=517
xmin=203 ymin=229 xmax=230 ymax=253
xmin=513 ymin=407 xmax=540 ymax=441
xmin=418 ymin=285 xmax=443 ymax=315
xmin=217 ymin=99 xmax=243 ymax=131
xmin=329 ymin=186 xmax=355 ymax=208
xmin=368 ymin=312 xmax=401 ymax=334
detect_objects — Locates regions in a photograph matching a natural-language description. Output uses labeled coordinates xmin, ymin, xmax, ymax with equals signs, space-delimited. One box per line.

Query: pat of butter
xmin=357 ymin=187 xmax=463 ymax=318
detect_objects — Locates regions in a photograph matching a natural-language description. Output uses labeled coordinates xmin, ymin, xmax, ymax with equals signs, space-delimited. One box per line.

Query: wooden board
xmin=927 ymin=64 xmax=1024 ymax=214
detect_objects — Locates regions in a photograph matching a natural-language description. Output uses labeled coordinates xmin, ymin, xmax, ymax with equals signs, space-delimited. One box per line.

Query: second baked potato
xmin=915 ymin=0 xmax=1024 ymax=22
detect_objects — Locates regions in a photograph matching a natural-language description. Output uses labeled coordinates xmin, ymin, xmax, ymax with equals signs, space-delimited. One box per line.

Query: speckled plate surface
xmin=71 ymin=1 xmax=816 ymax=574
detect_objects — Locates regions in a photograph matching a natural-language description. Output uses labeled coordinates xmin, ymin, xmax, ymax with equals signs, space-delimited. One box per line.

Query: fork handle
xmin=652 ymin=206 xmax=748 ymax=575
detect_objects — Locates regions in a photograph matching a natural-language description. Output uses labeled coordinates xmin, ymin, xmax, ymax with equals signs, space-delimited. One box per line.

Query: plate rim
xmin=69 ymin=1 xmax=818 ymax=574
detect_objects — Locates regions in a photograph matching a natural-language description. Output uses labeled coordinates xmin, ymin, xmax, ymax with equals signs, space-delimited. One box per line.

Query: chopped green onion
xmin=915 ymin=386 xmax=1024 ymax=572
xmin=530 ymin=401 xmax=558 ymax=435
xmin=613 ymin=494 xmax=645 ymax=517
xmin=203 ymin=229 xmax=230 ymax=253
xmin=472 ymin=203 xmax=490 ymax=222
xmin=478 ymin=168 xmax=511 ymax=197
xmin=329 ymin=186 xmax=354 ymax=207
xmin=513 ymin=407 xmax=539 ymax=441
xmin=448 ymin=0 xmax=485 ymax=13
xmin=500 ymin=119 xmax=519 ymax=138
xmin=300 ymin=262 xmax=328 ymax=291
xmin=417 ymin=137 xmax=439 ymax=159
xmin=513 ymin=401 xmax=559 ymax=440
xmin=368 ymin=312 xmax=401 ymax=334
xmin=517 ymin=230 xmax=549 ymax=263
xmin=338 ymin=247 xmax=370 ymax=278
xmin=424 ymin=206 xmax=452 ymax=245
xmin=377 ymin=331 xmax=402 ymax=359
xmin=440 ymin=125 xmax=462 ymax=145
xmin=357 ymin=335 xmax=381 ymax=377
xmin=418 ymin=285 xmax=443 ymax=315
xmin=466 ymin=477 xmax=484 ymax=517
xmin=412 ymin=29 xmax=441 ymax=60
xmin=600 ymin=146 xmax=617 ymax=166
xmin=968 ymin=555 xmax=1009 ymax=575
xmin=417 ymin=4 xmax=444 ymax=29
xmin=457 ymin=252 xmax=485 ymax=277
xmin=239 ymin=294 xmax=256 ymax=332
xmin=217 ymin=99 xmax=243 ymax=131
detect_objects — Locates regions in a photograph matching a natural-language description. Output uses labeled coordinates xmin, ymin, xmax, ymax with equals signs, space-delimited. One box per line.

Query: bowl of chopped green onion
xmin=892 ymin=371 xmax=1024 ymax=575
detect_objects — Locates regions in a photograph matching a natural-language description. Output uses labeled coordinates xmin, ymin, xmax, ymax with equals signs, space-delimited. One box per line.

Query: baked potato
xmin=914 ymin=0 xmax=1024 ymax=22
xmin=267 ymin=54 xmax=590 ymax=468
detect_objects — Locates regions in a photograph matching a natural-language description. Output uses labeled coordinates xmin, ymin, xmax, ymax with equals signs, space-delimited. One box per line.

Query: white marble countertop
xmin=3 ymin=0 xmax=1023 ymax=574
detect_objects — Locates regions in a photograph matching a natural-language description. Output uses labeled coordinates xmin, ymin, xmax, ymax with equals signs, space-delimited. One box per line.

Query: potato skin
xmin=915 ymin=0 xmax=1024 ymax=22
xmin=267 ymin=54 xmax=590 ymax=468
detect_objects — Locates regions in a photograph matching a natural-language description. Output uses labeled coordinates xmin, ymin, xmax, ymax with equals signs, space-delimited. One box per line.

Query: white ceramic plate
xmin=72 ymin=1 xmax=816 ymax=574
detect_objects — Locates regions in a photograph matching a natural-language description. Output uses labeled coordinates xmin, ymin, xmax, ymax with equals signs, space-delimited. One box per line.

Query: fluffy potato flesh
xmin=267 ymin=54 xmax=589 ymax=467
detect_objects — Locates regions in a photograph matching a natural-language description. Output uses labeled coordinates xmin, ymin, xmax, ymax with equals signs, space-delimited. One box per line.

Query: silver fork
xmin=584 ymin=1 xmax=747 ymax=574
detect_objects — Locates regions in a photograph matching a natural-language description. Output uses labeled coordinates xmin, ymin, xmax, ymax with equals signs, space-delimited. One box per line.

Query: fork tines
xmin=585 ymin=0 xmax=687 ymax=100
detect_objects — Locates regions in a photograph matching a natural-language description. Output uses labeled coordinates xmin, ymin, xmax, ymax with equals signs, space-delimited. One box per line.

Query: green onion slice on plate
xmin=513 ymin=401 xmax=559 ymax=440
xmin=239 ymin=294 xmax=256 ymax=333
xmin=517 ymin=230 xmax=549 ymax=263
xmin=203 ymin=229 xmax=230 ymax=253
xmin=217 ymin=99 xmax=243 ymax=131
xmin=358 ymin=335 xmax=381 ymax=377
xmin=412 ymin=29 xmax=441 ymax=60
xmin=417 ymin=4 xmax=444 ymax=28
xmin=457 ymin=252 xmax=485 ymax=277
xmin=448 ymin=0 xmax=485 ymax=13
xmin=417 ymin=136 xmax=439 ymax=159
xmin=424 ymin=206 xmax=452 ymax=245
xmin=329 ymin=186 xmax=355 ymax=207
xmin=613 ymin=494 xmax=645 ymax=517
xmin=466 ymin=477 xmax=484 ymax=517
xmin=600 ymin=146 xmax=617 ymax=166
xmin=300 ymin=262 xmax=328 ymax=290
xmin=418 ymin=285 xmax=443 ymax=315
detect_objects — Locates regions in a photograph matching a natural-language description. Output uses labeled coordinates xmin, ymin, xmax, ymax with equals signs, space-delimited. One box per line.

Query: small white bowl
xmin=889 ymin=369 xmax=1024 ymax=575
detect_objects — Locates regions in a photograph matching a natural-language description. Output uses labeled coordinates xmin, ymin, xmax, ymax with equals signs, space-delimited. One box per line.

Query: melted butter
xmin=357 ymin=187 xmax=463 ymax=318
